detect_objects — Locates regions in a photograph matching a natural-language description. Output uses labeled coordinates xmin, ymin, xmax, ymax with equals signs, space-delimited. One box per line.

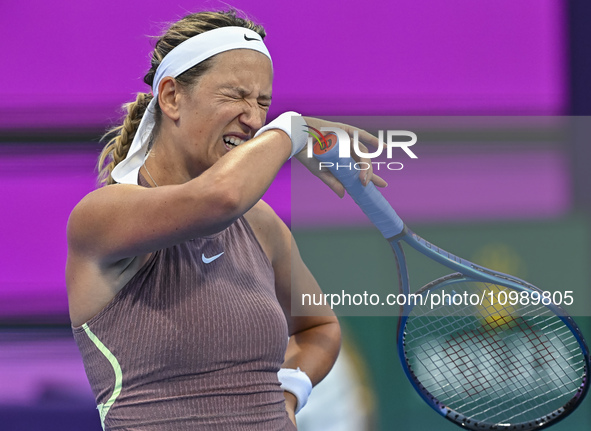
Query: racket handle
xmin=313 ymin=133 xmax=404 ymax=238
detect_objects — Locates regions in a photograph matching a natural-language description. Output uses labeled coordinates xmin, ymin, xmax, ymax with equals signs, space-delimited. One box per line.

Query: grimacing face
xmin=172 ymin=48 xmax=274 ymax=177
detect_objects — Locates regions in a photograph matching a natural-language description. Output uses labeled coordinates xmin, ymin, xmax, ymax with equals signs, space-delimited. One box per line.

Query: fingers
xmin=352 ymin=142 xmax=388 ymax=188
xmin=349 ymin=126 xmax=383 ymax=150
xmin=351 ymin=142 xmax=369 ymax=185
xmin=317 ymin=170 xmax=346 ymax=198
xmin=297 ymin=117 xmax=389 ymax=195
xmin=371 ymin=173 xmax=388 ymax=188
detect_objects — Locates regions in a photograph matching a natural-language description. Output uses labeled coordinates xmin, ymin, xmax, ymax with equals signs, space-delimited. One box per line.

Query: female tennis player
xmin=65 ymin=9 xmax=384 ymax=431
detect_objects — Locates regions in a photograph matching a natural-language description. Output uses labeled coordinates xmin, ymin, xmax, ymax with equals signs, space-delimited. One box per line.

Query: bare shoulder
xmin=66 ymin=185 xmax=150 ymax=327
xmin=244 ymin=200 xmax=290 ymax=265
xmin=67 ymin=183 xmax=138 ymax=256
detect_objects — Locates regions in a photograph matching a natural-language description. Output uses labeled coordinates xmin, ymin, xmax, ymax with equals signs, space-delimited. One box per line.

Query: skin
xmin=66 ymin=48 xmax=385 ymax=427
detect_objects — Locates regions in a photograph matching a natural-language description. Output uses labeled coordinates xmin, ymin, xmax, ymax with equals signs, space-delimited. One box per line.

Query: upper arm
xmin=68 ymin=175 xmax=239 ymax=264
xmin=245 ymin=201 xmax=337 ymax=336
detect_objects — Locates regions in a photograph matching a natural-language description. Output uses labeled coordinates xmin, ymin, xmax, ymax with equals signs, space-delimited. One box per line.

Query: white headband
xmin=111 ymin=26 xmax=272 ymax=185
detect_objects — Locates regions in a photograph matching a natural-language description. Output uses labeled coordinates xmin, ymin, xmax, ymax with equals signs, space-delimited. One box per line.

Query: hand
xmin=283 ymin=390 xmax=298 ymax=428
xmin=295 ymin=117 xmax=388 ymax=198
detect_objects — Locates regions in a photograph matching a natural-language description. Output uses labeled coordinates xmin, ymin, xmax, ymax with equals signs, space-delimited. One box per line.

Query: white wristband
xmin=277 ymin=367 xmax=313 ymax=414
xmin=254 ymin=111 xmax=308 ymax=159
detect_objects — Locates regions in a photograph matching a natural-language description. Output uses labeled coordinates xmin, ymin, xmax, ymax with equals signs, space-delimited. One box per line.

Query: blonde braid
xmin=97 ymin=93 xmax=152 ymax=186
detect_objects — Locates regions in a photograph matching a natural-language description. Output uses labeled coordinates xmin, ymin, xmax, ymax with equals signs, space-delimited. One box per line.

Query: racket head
xmin=398 ymin=273 xmax=590 ymax=431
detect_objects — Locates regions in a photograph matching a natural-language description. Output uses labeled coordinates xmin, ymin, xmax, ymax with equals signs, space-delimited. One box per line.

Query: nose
xmin=239 ymin=100 xmax=266 ymax=132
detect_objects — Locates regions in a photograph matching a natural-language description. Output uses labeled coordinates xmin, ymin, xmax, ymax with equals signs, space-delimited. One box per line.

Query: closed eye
xmin=219 ymin=86 xmax=271 ymax=106
xmin=257 ymin=94 xmax=272 ymax=109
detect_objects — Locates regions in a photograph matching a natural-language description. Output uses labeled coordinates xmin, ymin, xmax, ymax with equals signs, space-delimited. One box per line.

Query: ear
xmin=157 ymin=77 xmax=181 ymax=121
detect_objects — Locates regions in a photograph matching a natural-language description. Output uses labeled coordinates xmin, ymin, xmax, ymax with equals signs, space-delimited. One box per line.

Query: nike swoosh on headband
xmin=202 ymin=252 xmax=224 ymax=264
xmin=244 ymin=34 xmax=260 ymax=42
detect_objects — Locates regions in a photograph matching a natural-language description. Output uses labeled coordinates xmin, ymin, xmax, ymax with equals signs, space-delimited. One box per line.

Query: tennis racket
xmin=312 ymin=133 xmax=590 ymax=431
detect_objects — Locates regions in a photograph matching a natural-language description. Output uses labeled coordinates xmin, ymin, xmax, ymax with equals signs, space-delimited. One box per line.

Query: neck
xmin=142 ymin=139 xmax=196 ymax=186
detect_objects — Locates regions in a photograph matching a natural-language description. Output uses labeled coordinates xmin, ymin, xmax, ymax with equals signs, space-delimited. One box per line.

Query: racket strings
xmin=404 ymin=280 xmax=586 ymax=426
xmin=450 ymin=324 xmax=578 ymax=421
xmin=409 ymin=319 xmax=581 ymax=423
xmin=412 ymin=314 xmax=580 ymax=398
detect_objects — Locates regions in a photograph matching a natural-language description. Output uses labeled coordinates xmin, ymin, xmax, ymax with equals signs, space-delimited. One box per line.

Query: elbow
xmin=203 ymin=179 xmax=246 ymax=224
xmin=215 ymin=184 xmax=243 ymax=218
xmin=331 ymin=318 xmax=342 ymax=351
xmin=181 ymin=172 xmax=258 ymax=235
xmin=325 ymin=317 xmax=342 ymax=359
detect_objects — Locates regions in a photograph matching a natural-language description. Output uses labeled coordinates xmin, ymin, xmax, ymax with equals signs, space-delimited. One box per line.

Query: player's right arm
xmin=67 ymin=129 xmax=291 ymax=263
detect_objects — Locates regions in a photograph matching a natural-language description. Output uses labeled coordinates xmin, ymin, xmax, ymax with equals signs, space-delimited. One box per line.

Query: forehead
xmin=200 ymin=49 xmax=273 ymax=90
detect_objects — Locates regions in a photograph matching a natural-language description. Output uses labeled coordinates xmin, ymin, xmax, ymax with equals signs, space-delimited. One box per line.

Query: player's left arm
xmin=275 ymin=235 xmax=341 ymax=384
xmin=245 ymin=200 xmax=341 ymax=414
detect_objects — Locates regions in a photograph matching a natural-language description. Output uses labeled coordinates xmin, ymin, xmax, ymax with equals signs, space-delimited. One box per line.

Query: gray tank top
xmin=72 ymin=176 xmax=294 ymax=431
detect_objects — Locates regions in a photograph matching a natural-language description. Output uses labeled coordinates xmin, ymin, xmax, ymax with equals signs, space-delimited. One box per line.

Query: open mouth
xmin=223 ymin=136 xmax=247 ymax=150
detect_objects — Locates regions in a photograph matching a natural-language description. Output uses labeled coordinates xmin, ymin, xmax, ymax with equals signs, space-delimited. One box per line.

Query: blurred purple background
xmin=1 ymin=0 xmax=566 ymax=128
xmin=0 ymin=0 xmax=569 ymax=320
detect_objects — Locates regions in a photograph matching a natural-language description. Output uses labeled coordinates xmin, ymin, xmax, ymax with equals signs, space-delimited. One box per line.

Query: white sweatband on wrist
xmin=277 ymin=367 xmax=313 ymax=414
xmin=111 ymin=26 xmax=272 ymax=185
xmin=254 ymin=112 xmax=308 ymax=159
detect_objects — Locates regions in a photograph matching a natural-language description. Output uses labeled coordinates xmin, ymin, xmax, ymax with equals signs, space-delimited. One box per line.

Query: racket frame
xmin=392 ymin=227 xmax=590 ymax=431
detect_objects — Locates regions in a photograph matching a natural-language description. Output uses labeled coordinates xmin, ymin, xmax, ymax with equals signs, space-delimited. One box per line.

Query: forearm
xmin=282 ymin=318 xmax=341 ymax=386
xmin=203 ymin=129 xmax=291 ymax=217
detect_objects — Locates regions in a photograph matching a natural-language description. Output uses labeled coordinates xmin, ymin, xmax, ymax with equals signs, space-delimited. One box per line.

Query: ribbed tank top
xmin=72 ymin=175 xmax=294 ymax=431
